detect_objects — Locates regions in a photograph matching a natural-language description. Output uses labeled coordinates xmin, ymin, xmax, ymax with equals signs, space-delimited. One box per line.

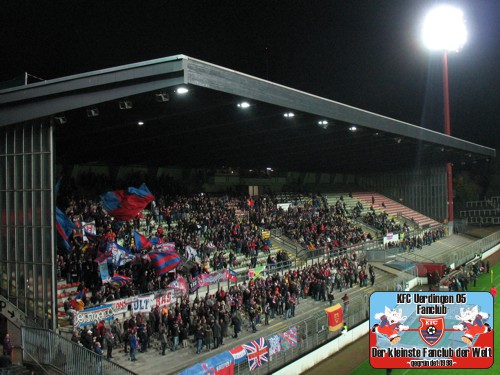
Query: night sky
xmin=2 ymin=0 xmax=499 ymax=151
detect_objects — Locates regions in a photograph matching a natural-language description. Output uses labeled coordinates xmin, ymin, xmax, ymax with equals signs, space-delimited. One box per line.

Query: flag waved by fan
xmin=100 ymin=183 xmax=154 ymax=221
xmin=110 ymin=274 xmax=132 ymax=288
xmin=168 ymin=276 xmax=188 ymax=296
xmin=148 ymin=251 xmax=182 ymax=276
xmin=107 ymin=242 xmax=137 ymax=269
xmin=133 ymin=231 xmax=152 ymax=250
xmin=56 ymin=207 xmax=76 ymax=251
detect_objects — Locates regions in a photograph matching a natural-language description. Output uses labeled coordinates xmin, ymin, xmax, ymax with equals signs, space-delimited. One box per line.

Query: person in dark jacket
xmin=204 ymin=324 xmax=213 ymax=351
xmin=180 ymin=324 xmax=189 ymax=348
xmin=171 ymin=322 xmax=180 ymax=351
xmin=195 ymin=325 xmax=204 ymax=354
xmin=104 ymin=328 xmax=114 ymax=359
xmin=231 ymin=311 xmax=242 ymax=338
xmin=81 ymin=330 xmax=93 ymax=351
xmin=94 ymin=342 xmax=103 ymax=375
xmin=212 ymin=321 xmax=222 ymax=349
xmin=2 ymin=334 xmax=13 ymax=357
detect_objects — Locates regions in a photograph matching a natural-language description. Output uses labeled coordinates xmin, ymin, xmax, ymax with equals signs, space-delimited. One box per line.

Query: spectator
xmin=94 ymin=342 xmax=103 ymax=375
xmin=195 ymin=325 xmax=204 ymax=354
xmin=2 ymin=334 xmax=13 ymax=357
xmin=160 ymin=329 xmax=168 ymax=356
xmin=104 ymin=328 xmax=114 ymax=359
xmin=129 ymin=331 xmax=138 ymax=362
xmin=342 ymin=293 xmax=350 ymax=315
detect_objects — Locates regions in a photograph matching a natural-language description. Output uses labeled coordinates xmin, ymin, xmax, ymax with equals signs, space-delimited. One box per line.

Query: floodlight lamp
xmin=283 ymin=112 xmax=295 ymax=118
xmin=54 ymin=115 xmax=67 ymax=125
xmin=119 ymin=99 xmax=133 ymax=110
xmin=422 ymin=5 xmax=467 ymax=52
xmin=137 ymin=121 xmax=144 ymax=126
xmin=349 ymin=126 xmax=357 ymax=132
xmin=155 ymin=90 xmax=170 ymax=102
xmin=176 ymin=87 xmax=189 ymax=94
xmin=238 ymin=102 xmax=251 ymax=108
xmin=86 ymin=107 xmax=99 ymax=117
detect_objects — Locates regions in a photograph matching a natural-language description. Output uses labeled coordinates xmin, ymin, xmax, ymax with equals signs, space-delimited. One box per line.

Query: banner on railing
xmin=133 ymin=294 xmax=155 ymax=313
xmin=200 ymin=271 xmax=227 ymax=286
xmin=154 ymin=289 xmax=175 ymax=308
xmin=324 ymin=304 xmax=343 ymax=331
xmin=189 ymin=277 xmax=200 ymax=293
xmin=179 ymin=351 xmax=234 ymax=375
xmin=111 ymin=298 xmax=132 ymax=315
xmin=74 ymin=304 xmax=114 ymax=327
xmin=189 ymin=270 xmax=235 ymax=293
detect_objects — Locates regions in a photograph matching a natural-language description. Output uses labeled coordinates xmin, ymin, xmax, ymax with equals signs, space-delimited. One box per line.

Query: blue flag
xmin=56 ymin=207 xmax=76 ymax=251
xmin=107 ymin=242 xmax=136 ymax=269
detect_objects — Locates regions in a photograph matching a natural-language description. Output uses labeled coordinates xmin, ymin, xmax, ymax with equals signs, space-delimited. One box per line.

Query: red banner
xmin=324 ymin=303 xmax=343 ymax=331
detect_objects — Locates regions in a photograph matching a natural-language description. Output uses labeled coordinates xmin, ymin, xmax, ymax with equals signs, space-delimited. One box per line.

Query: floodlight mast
xmin=422 ymin=5 xmax=467 ymax=230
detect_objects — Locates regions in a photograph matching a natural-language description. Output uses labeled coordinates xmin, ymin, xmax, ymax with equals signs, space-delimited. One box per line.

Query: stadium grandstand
xmin=0 ymin=55 xmax=498 ymax=374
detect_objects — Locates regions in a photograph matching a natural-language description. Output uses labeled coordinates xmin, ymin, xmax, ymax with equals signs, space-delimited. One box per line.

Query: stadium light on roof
xmin=176 ymin=87 xmax=189 ymax=94
xmin=283 ymin=112 xmax=295 ymax=118
xmin=422 ymin=5 xmax=467 ymax=52
xmin=238 ymin=101 xmax=250 ymax=108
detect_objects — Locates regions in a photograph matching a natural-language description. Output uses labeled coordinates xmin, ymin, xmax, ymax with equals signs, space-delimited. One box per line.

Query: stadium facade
xmin=0 ymin=55 xmax=495 ymax=334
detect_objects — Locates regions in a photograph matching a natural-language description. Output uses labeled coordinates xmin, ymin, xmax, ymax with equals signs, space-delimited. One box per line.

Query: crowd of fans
xmin=55 ymin=180 xmax=445 ymax=361
xmin=363 ymin=210 xmax=410 ymax=236
xmin=69 ymin=250 xmax=370 ymax=359
xmin=384 ymin=227 xmax=446 ymax=252
xmin=57 ymin=191 xmax=375 ymax=301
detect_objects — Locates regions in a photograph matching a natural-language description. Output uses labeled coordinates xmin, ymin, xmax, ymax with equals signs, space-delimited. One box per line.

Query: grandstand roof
xmin=0 ymin=54 xmax=495 ymax=173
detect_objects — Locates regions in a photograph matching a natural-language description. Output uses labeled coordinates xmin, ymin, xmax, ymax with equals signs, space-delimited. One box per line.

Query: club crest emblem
xmin=419 ymin=316 xmax=445 ymax=346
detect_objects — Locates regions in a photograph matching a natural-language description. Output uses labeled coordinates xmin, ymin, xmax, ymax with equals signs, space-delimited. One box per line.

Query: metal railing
xmin=437 ymin=230 xmax=500 ymax=267
xmin=465 ymin=200 xmax=494 ymax=208
xmin=389 ymin=230 xmax=500 ymax=270
xmin=200 ymin=257 xmax=417 ymax=375
xmin=466 ymin=217 xmax=500 ymax=225
xmin=0 ymin=366 xmax=27 ymax=375
xmin=363 ymin=224 xmax=447 ymax=264
xmin=22 ymin=327 xmax=136 ymax=375
xmin=270 ymin=228 xmax=384 ymax=265
xmin=460 ymin=209 xmax=500 ymax=217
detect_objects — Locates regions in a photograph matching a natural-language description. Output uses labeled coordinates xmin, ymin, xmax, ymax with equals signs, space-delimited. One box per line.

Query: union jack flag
xmin=242 ymin=337 xmax=269 ymax=371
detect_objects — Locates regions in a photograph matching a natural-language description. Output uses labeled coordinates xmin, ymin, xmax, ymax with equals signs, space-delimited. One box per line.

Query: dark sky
xmin=2 ymin=0 xmax=499 ymax=150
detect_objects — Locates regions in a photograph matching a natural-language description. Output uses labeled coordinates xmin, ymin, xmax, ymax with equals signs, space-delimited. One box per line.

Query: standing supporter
xmin=231 ymin=310 xmax=242 ymax=339
xmin=2 ymin=334 xmax=13 ymax=358
xmin=195 ymin=325 xmax=204 ymax=354
xmin=342 ymin=293 xmax=350 ymax=315
xmin=129 ymin=330 xmax=138 ymax=362
xmin=104 ymin=328 xmax=114 ymax=359
xmin=160 ymin=329 xmax=168 ymax=356
xmin=213 ymin=320 xmax=222 ymax=349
